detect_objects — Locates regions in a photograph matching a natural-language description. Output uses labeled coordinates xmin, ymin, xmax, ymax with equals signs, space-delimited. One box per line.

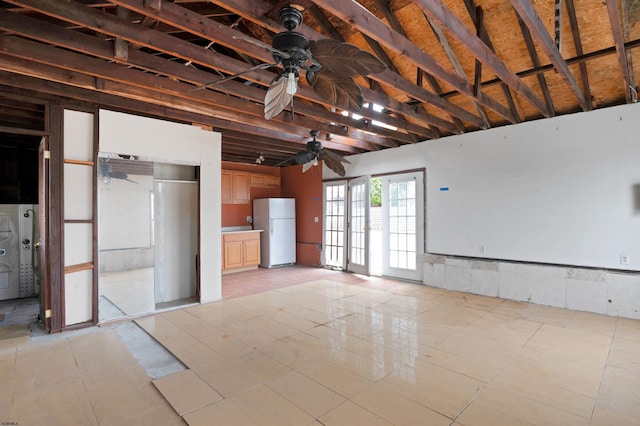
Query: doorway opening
xmin=0 ymin=132 xmax=43 ymax=337
xmin=369 ymin=177 xmax=383 ymax=276
xmin=323 ymin=171 xmax=424 ymax=282
xmin=97 ymin=157 xmax=199 ymax=323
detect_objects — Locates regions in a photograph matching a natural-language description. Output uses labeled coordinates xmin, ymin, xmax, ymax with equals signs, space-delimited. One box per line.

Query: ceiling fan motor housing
xmin=307 ymin=140 xmax=322 ymax=153
xmin=272 ymin=31 xmax=310 ymax=74
xmin=272 ymin=6 xmax=315 ymax=75
xmin=279 ymin=6 xmax=303 ymax=31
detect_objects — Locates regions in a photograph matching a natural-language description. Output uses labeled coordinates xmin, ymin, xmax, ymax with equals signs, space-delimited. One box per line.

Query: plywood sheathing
xmin=311 ymin=0 xmax=631 ymax=131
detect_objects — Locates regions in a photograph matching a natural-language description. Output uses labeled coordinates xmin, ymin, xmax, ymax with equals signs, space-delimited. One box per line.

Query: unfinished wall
xmin=324 ymin=102 xmax=640 ymax=318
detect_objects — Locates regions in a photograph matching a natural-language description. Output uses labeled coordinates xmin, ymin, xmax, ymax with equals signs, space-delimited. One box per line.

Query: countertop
xmin=221 ymin=228 xmax=263 ymax=234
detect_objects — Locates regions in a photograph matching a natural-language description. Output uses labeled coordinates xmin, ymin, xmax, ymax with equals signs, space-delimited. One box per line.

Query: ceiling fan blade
xmin=319 ymin=150 xmax=349 ymax=177
xmin=195 ymin=62 xmax=275 ymax=90
xmin=301 ymin=159 xmax=317 ymax=173
xmin=321 ymin=148 xmax=351 ymax=165
xmin=307 ymin=70 xmax=364 ymax=110
xmin=264 ymin=74 xmax=297 ymax=119
xmin=309 ymin=39 xmax=386 ymax=77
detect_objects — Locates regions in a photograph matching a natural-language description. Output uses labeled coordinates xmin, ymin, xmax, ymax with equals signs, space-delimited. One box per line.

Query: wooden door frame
xmin=46 ymin=104 xmax=64 ymax=333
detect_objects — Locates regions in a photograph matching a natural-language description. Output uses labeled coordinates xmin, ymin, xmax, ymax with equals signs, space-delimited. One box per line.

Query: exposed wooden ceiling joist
xmin=0 ymin=0 xmax=635 ymax=166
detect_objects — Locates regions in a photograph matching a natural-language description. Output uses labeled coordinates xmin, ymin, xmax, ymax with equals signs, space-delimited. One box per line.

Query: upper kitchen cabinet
xmin=221 ymin=170 xmax=250 ymax=204
xmin=250 ymin=173 xmax=280 ymax=188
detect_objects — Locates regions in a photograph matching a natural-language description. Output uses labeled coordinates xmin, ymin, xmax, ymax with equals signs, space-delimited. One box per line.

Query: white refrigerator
xmin=253 ymin=198 xmax=296 ymax=268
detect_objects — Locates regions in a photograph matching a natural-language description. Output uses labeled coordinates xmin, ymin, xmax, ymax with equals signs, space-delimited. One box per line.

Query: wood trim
xmin=64 ymin=262 xmax=94 ymax=274
xmin=63 ymin=219 xmax=92 ymax=224
xmin=48 ymin=103 xmax=64 ymax=333
xmin=0 ymin=124 xmax=48 ymax=136
xmin=64 ymin=159 xmax=94 ymax=166
xmin=92 ymin=107 xmax=98 ymax=324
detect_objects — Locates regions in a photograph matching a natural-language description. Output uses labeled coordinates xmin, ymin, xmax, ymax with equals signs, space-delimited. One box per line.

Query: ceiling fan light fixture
xmin=286 ymin=72 xmax=298 ymax=95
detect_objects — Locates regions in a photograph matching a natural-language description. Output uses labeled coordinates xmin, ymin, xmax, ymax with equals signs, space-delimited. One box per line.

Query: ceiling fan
xmin=276 ymin=130 xmax=350 ymax=176
xmin=204 ymin=5 xmax=386 ymax=120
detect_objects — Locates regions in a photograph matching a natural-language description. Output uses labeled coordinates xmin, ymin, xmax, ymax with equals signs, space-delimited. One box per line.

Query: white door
xmin=348 ymin=176 xmax=369 ymax=275
xmin=323 ymin=181 xmax=347 ymax=269
xmin=382 ymin=172 xmax=424 ymax=281
xmin=154 ymin=180 xmax=198 ymax=303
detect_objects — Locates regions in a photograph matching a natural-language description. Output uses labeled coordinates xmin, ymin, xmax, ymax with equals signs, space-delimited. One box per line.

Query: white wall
xmin=99 ymin=110 xmax=222 ymax=303
xmin=327 ymin=102 xmax=640 ymax=272
xmin=64 ymin=110 xmax=94 ymax=325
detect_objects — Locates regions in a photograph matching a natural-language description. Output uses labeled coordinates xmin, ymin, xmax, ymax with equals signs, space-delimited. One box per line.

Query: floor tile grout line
xmin=588 ymin=316 xmax=620 ymax=424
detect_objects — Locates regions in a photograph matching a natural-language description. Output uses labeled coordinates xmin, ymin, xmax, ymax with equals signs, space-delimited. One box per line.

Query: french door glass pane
xmin=324 ymin=183 xmax=346 ymax=268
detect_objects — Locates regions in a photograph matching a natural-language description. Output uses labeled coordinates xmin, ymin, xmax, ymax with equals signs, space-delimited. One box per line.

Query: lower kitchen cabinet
xmin=222 ymin=231 xmax=261 ymax=272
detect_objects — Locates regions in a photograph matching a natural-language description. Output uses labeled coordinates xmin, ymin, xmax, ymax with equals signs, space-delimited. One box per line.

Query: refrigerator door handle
xmin=270 ymin=219 xmax=273 ymax=235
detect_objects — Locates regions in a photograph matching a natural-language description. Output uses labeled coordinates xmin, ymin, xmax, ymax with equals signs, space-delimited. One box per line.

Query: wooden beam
xmin=105 ymin=0 xmax=450 ymax=132
xmin=206 ymin=0 xmax=484 ymax=128
xmin=510 ymin=0 xmax=590 ymax=111
xmin=412 ymin=0 xmax=549 ymax=117
xmin=143 ymin=0 xmax=160 ymax=12
xmin=606 ymin=0 xmax=633 ymax=102
xmin=0 ymin=54 xmax=369 ymax=153
xmin=0 ymin=124 xmax=48 ymax=136
xmin=516 ymin=15 xmax=556 ymax=115
xmin=0 ymin=73 xmax=364 ymax=157
xmin=424 ymin=12 xmax=490 ymax=128
xmin=462 ymin=0 xmax=522 ymax=123
xmin=307 ymin=0 xmax=515 ymax=123
xmin=114 ymin=6 xmax=129 ymax=60
xmin=0 ymin=9 xmax=411 ymax=147
xmin=565 ymin=0 xmax=593 ymax=110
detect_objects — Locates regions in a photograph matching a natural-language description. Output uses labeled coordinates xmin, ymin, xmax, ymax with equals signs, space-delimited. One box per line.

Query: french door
xmin=323 ymin=181 xmax=347 ymax=268
xmin=347 ymin=176 xmax=369 ymax=275
xmin=382 ymin=172 xmax=423 ymax=281
xmin=323 ymin=171 xmax=424 ymax=281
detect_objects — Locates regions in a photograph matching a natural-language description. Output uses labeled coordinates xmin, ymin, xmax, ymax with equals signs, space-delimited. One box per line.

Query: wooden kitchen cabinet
xmin=221 ymin=170 xmax=250 ymax=204
xmin=242 ymin=238 xmax=260 ymax=266
xmin=249 ymin=173 xmax=280 ymax=188
xmin=222 ymin=231 xmax=261 ymax=272
xmin=223 ymin=239 xmax=244 ymax=269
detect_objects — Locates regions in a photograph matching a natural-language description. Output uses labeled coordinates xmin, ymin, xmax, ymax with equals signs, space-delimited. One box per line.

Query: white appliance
xmin=253 ymin=198 xmax=296 ymax=268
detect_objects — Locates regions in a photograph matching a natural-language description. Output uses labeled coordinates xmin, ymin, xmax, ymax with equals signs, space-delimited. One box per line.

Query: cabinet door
xmin=221 ymin=171 xmax=232 ymax=204
xmin=243 ymin=238 xmax=260 ymax=266
xmin=266 ymin=175 xmax=280 ymax=186
xmin=224 ymin=240 xmax=243 ymax=269
xmin=232 ymin=172 xmax=250 ymax=204
xmin=250 ymin=174 xmax=266 ymax=186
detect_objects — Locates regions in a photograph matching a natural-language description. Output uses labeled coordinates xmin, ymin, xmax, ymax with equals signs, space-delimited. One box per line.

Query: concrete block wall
xmin=423 ymin=254 xmax=640 ymax=319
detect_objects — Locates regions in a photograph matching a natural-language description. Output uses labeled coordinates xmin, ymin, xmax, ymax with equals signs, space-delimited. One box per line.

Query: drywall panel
xmin=65 ymin=269 xmax=92 ymax=325
xmin=64 ymin=110 xmax=94 ymax=161
xmin=334 ymin=102 xmax=640 ymax=271
xmin=64 ymin=163 xmax=93 ymax=221
xmin=64 ymin=223 xmax=93 ymax=266
xmin=99 ymin=110 xmax=222 ymax=302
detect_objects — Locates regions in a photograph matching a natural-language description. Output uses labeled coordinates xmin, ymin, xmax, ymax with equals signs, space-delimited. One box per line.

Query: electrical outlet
xmin=314 ymin=216 xmax=319 ymax=223
xmin=246 ymin=216 xmax=253 ymax=224
xmin=620 ymin=254 xmax=630 ymax=265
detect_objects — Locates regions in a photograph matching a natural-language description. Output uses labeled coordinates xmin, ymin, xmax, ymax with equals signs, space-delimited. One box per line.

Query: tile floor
xmin=1 ymin=266 xmax=640 ymax=425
